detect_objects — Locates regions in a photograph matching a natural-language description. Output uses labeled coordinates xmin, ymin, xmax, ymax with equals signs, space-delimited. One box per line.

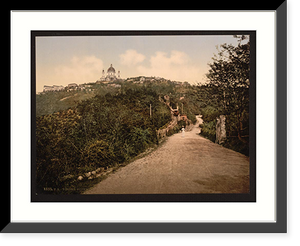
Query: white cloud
xmin=137 ymin=50 xmax=202 ymax=83
xmin=55 ymin=55 xmax=103 ymax=84
xmin=119 ymin=49 xmax=145 ymax=66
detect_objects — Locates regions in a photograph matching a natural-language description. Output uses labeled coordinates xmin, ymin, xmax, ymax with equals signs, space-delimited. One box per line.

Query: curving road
xmin=84 ymin=116 xmax=249 ymax=194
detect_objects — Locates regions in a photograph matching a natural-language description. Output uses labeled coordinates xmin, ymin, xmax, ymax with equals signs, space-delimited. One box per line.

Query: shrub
xmin=81 ymin=140 xmax=115 ymax=169
xmin=200 ymin=106 xmax=221 ymax=122
xmin=200 ymin=120 xmax=216 ymax=142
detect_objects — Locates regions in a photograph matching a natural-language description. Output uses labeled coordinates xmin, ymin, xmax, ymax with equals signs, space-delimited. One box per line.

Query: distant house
xmin=43 ymin=85 xmax=64 ymax=92
xmin=78 ymin=84 xmax=85 ymax=91
xmin=67 ymin=83 xmax=78 ymax=88
xmin=181 ymin=115 xmax=188 ymax=121
xmin=66 ymin=83 xmax=78 ymax=91
xmin=43 ymin=86 xmax=53 ymax=92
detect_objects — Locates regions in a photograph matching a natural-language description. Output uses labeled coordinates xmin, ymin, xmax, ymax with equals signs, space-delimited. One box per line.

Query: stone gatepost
xmin=216 ymin=115 xmax=226 ymax=144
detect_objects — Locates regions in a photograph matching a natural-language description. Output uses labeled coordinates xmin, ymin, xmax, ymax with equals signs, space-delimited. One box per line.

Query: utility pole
xmin=150 ymin=104 xmax=152 ymax=118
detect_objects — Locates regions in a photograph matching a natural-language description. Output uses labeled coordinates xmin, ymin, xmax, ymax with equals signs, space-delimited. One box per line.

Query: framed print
xmin=4 ymin=3 xmax=287 ymax=233
xmin=31 ymin=30 xmax=256 ymax=203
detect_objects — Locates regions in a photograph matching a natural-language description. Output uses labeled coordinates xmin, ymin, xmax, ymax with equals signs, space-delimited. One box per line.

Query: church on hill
xmin=98 ymin=64 xmax=121 ymax=82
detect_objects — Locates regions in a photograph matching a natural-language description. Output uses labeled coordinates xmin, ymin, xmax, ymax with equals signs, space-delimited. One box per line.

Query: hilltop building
xmin=98 ymin=64 xmax=121 ymax=82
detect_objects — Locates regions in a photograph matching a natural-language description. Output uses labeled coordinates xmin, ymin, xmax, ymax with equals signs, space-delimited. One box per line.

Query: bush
xmin=129 ymin=127 xmax=151 ymax=153
xmin=81 ymin=140 xmax=115 ymax=169
xmin=200 ymin=106 xmax=221 ymax=122
xmin=200 ymin=120 xmax=216 ymax=142
xmin=198 ymin=106 xmax=219 ymax=142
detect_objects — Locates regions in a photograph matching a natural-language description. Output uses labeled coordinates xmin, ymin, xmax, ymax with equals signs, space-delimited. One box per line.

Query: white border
xmin=11 ymin=11 xmax=275 ymax=222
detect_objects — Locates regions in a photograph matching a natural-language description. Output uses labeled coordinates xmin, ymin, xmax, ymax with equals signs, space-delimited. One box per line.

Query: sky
xmin=35 ymin=35 xmax=247 ymax=92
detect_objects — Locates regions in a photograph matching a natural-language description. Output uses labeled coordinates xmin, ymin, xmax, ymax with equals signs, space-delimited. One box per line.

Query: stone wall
xmin=156 ymin=114 xmax=178 ymax=140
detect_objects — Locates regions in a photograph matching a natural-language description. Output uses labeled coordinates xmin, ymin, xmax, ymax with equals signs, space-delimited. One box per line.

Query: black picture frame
xmin=4 ymin=2 xmax=287 ymax=233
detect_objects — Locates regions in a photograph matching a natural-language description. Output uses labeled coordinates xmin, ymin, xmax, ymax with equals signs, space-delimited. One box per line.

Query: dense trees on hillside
xmin=36 ymin=86 xmax=173 ymax=194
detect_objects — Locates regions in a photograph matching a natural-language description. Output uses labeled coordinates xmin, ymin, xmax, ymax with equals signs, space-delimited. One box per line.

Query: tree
xmin=206 ymin=36 xmax=250 ymax=143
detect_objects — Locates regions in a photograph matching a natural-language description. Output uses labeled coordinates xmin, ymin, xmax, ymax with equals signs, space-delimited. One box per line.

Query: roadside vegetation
xmin=198 ymin=35 xmax=250 ymax=156
xmin=36 ymin=81 xmax=199 ymax=194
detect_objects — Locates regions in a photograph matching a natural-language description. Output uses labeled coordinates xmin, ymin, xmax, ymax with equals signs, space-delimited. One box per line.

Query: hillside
xmin=35 ymin=80 xmax=201 ymax=194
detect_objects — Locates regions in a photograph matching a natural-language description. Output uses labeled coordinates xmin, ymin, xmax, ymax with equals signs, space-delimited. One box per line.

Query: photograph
xmin=32 ymin=31 xmax=255 ymax=201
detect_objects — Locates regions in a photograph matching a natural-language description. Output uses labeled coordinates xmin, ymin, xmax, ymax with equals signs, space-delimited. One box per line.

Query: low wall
xmin=156 ymin=115 xmax=178 ymax=140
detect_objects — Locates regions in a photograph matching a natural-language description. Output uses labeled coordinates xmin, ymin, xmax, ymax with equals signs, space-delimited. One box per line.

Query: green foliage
xmin=198 ymin=105 xmax=220 ymax=142
xmin=128 ymin=127 xmax=152 ymax=153
xmin=36 ymin=109 xmax=82 ymax=192
xmin=200 ymin=106 xmax=221 ymax=122
xmin=200 ymin=121 xmax=216 ymax=142
xmin=202 ymin=36 xmax=250 ymax=155
xmin=35 ymin=85 xmax=172 ymax=194
xmin=81 ymin=140 xmax=115 ymax=168
xmin=36 ymin=90 xmax=95 ymax=117
xmin=165 ymin=120 xmax=186 ymax=137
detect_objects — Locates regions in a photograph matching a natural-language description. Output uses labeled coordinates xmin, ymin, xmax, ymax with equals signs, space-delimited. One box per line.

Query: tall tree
xmin=206 ymin=36 xmax=250 ymax=142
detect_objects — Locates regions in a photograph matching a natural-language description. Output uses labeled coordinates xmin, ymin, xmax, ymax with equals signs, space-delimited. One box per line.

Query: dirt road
xmin=84 ymin=116 xmax=249 ymax=194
